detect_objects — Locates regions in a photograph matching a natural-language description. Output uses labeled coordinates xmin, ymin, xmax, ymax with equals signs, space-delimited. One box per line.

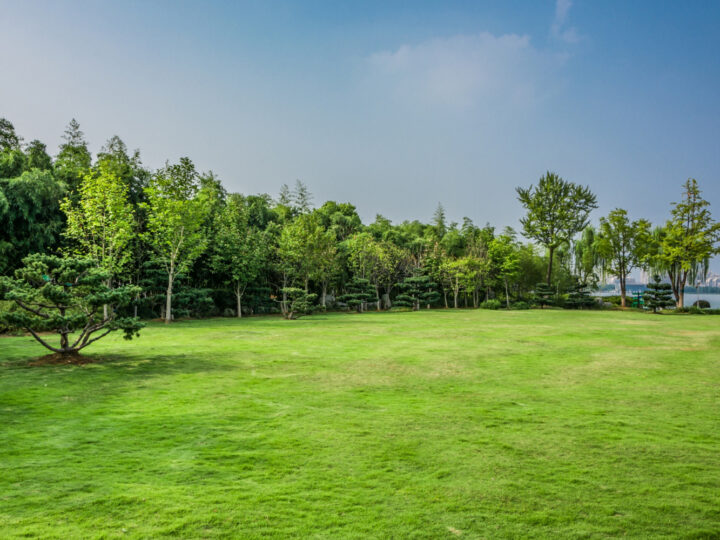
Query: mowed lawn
xmin=1 ymin=310 xmax=719 ymax=539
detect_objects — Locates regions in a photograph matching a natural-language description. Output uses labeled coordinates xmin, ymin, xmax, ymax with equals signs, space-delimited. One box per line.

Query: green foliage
xmin=0 ymin=254 xmax=143 ymax=355
xmin=533 ymin=282 xmax=555 ymax=309
xmin=0 ymin=149 xmax=28 ymax=178
xmin=651 ymin=179 xmax=720 ymax=307
xmin=279 ymin=287 xmax=317 ymax=319
xmin=643 ymin=274 xmax=675 ymax=313
xmin=511 ymin=301 xmax=530 ymax=310
xmin=564 ymin=281 xmax=596 ymax=309
xmin=24 ymin=140 xmax=53 ymax=171
xmin=479 ymin=299 xmax=502 ymax=310
xmin=394 ymin=273 xmax=439 ymax=310
xmin=0 ymin=169 xmax=66 ymax=274
xmin=54 ymin=119 xmax=92 ymax=195
xmin=142 ymin=158 xmax=207 ymax=323
xmin=0 ymin=117 xmax=22 ymax=151
xmin=210 ymin=194 xmax=267 ymax=317
xmin=338 ymin=277 xmax=375 ymax=312
xmin=517 ymin=172 xmax=598 ymax=283
xmin=61 ymin=161 xmax=135 ymax=280
xmin=595 ymin=209 xmax=650 ymax=307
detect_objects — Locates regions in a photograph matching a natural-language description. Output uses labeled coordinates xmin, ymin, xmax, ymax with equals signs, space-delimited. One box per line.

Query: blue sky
xmin=2 ymin=1 xmax=719 ymax=270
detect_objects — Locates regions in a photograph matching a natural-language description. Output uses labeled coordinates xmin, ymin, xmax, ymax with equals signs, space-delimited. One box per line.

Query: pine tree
xmin=339 ymin=277 xmax=375 ymax=312
xmin=643 ymin=274 xmax=675 ymax=313
xmin=533 ymin=282 xmax=554 ymax=308
xmin=394 ymin=274 xmax=440 ymax=310
xmin=565 ymin=281 xmax=595 ymax=309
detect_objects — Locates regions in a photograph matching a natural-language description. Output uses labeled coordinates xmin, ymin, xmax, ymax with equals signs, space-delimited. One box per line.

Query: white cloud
xmin=551 ymin=0 xmax=580 ymax=44
xmin=366 ymin=33 xmax=566 ymax=109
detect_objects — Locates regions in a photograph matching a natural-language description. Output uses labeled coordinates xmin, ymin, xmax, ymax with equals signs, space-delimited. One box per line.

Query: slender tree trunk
xmin=235 ymin=284 xmax=243 ymax=318
xmin=443 ymin=290 xmax=448 ymax=309
xmin=165 ymin=271 xmax=173 ymax=324
xmin=321 ymin=283 xmax=327 ymax=308
xmin=677 ymin=270 xmax=687 ymax=308
xmin=620 ymin=276 xmax=627 ymax=308
xmin=281 ymin=272 xmax=288 ymax=316
xmin=505 ymin=278 xmax=510 ymax=308
xmin=546 ymin=246 xmax=555 ymax=285
xmin=103 ymin=278 xmax=111 ymax=320
xmin=375 ymin=285 xmax=381 ymax=311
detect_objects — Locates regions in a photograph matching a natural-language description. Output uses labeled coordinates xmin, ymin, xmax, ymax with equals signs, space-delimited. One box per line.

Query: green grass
xmin=1 ymin=310 xmax=719 ymax=538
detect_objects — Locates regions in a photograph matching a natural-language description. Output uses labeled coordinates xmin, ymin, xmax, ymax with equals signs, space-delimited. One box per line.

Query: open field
xmin=1 ymin=310 xmax=719 ymax=538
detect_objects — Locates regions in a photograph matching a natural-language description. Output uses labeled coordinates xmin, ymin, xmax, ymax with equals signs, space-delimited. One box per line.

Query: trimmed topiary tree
xmin=394 ymin=273 xmax=440 ymax=311
xmin=278 ymin=287 xmax=317 ymax=320
xmin=0 ymin=254 xmax=143 ymax=358
xmin=533 ymin=282 xmax=554 ymax=309
xmin=338 ymin=278 xmax=375 ymax=313
xmin=565 ymin=282 xmax=595 ymax=309
xmin=643 ymin=274 xmax=675 ymax=313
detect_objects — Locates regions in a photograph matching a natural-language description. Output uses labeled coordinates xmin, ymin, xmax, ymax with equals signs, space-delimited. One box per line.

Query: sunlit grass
xmin=1 ymin=310 xmax=719 ymax=538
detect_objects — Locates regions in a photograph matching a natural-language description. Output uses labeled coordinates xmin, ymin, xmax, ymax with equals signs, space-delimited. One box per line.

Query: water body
xmin=596 ymin=291 xmax=720 ymax=308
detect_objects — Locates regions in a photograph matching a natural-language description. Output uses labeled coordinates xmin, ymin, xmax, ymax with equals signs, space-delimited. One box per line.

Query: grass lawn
xmin=1 ymin=309 xmax=719 ymax=538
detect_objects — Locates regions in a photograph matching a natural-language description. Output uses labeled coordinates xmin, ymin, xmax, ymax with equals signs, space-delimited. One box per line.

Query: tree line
xmin=1 ymin=117 xmax=719 ymax=353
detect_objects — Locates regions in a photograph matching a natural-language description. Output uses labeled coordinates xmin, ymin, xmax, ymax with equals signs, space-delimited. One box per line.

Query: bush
xmin=676 ymin=306 xmax=706 ymax=315
xmin=693 ymin=299 xmax=711 ymax=309
xmin=480 ymin=299 xmax=502 ymax=310
xmin=222 ymin=308 xmax=236 ymax=317
xmin=511 ymin=301 xmax=530 ymax=310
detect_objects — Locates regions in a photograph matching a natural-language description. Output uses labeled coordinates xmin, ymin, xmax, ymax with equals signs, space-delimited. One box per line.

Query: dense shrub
xmin=693 ymin=299 xmax=711 ymax=309
xmin=480 ymin=299 xmax=502 ymax=310
xmin=511 ymin=301 xmax=530 ymax=310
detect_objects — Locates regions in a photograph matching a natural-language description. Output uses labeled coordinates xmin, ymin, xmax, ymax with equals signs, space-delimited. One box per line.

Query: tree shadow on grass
xmin=1 ymin=349 xmax=240 ymax=381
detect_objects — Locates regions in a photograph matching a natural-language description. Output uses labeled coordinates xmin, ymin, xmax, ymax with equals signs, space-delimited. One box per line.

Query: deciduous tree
xmin=517 ymin=172 xmax=597 ymax=284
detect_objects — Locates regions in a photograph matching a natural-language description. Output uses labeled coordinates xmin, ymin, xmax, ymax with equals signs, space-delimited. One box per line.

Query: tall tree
xmin=54 ymin=119 xmax=92 ymax=196
xmin=0 ymin=170 xmax=66 ymax=274
xmin=211 ymin=194 xmax=266 ymax=317
xmin=489 ymin=233 xmax=521 ymax=308
xmin=655 ymin=179 xmax=720 ymax=307
xmin=142 ymin=158 xmax=207 ymax=323
xmin=573 ymin=226 xmax=600 ymax=287
xmin=516 ymin=172 xmax=598 ymax=284
xmin=595 ymin=209 xmax=651 ymax=307
xmin=60 ymin=161 xmax=135 ymax=319
xmin=0 ymin=118 xmax=22 ymax=151
xmin=24 ymin=140 xmax=53 ymax=171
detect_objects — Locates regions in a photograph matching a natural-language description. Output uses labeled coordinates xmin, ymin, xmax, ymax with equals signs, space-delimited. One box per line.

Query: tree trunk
xmin=546 ymin=246 xmax=555 ymax=285
xmin=504 ymin=278 xmax=510 ymax=308
xmin=165 ymin=273 xmax=173 ymax=324
xmin=236 ymin=286 xmax=243 ymax=318
xmin=620 ymin=277 xmax=627 ymax=308
xmin=443 ymin=290 xmax=448 ymax=309
xmin=321 ymin=283 xmax=327 ymax=308
xmin=375 ymin=285 xmax=381 ymax=311
xmin=677 ymin=270 xmax=688 ymax=308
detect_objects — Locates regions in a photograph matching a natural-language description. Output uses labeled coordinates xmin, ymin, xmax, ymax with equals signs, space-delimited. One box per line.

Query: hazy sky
xmin=2 ymin=0 xmax=719 ymax=270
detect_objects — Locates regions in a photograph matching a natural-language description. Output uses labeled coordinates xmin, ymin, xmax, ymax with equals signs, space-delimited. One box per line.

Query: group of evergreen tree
xmin=1 ymin=117 xmax=718 ymax=354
